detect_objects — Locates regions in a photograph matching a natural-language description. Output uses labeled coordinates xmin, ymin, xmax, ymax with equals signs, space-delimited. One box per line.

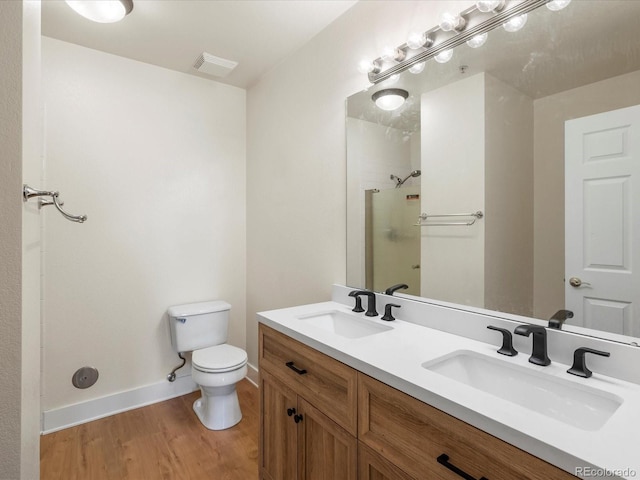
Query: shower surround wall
xmin=42 ymin=38 xmax=246 ymax=427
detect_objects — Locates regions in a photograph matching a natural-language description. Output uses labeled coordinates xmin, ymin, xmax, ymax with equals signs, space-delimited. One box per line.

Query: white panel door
xmin=565 ymin=104 xmax=640 ymax=337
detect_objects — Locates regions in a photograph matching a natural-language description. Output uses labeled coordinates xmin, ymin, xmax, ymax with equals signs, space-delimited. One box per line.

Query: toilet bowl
xmin=190 ymin=343 xmax=248 ymax=430
xmin=167 ymin=300 xmax=248 ymax=431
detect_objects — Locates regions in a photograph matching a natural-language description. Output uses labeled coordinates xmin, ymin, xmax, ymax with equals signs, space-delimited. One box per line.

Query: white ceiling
xmin=41 ymin=0 xmax=358 ymax=89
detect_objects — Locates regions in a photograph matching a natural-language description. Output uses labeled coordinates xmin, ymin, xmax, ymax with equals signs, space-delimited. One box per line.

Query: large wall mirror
xmin=346 ymin=0 xmax=640 ymax=345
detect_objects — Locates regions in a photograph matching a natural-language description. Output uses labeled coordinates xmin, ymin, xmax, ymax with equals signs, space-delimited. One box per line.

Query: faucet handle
xmin=348 ymin=291 xmax=365 ymax=313
xmin=384 ymin=283 xmax=408 ymax=296
xmin=548 ymin=309 xmax=574 ymax=330
xmin=381 ymin=303 xmax=401 ymax=321
xmin=487 ymin=326 xmax=518 ymax=356
xmin=567 ymin=347 xmax=610 ymax=378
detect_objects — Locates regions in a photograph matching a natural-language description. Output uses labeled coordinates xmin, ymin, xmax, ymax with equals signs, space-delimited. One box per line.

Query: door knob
xmin=569 ymin=277 xmax=591 ymax=287
xmin=411 ymin=264 xmax=420 ymax=270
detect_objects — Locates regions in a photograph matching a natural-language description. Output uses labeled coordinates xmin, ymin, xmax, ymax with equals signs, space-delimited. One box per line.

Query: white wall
xmin=421 ymin=73 xmax=486 ymax=307
xmin=42 ymin=38 xmax=246 ymax=412
xmin=246 ymin=0 xmax=476 ymax=368
xmin=484 ymin=74 xmax=533 ymax=316
xmin=0 ymin=1 xmax=42 ymax=478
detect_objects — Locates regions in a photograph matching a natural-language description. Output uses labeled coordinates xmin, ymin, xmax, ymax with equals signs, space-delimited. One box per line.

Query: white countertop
xmin=258 ymin=300 xmax=640 ymax=480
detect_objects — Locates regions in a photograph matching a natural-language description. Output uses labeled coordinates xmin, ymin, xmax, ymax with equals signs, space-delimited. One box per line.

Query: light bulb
xmin=407 ymin=32 xmax=427 ymax=50
xmin=381 ymin=45 xmax=406 ymax=63
xmin=503 ymin=13 xmax=528 ymax=32
xmin=434 ymin=49 xmax=453 ymax=64
xmin=546 ymin=0 xmax=571 ymax=11
xmin=466 ymin=32 xmax=488 ymax=49
xmin=475 ymin=1 xmax=504 ymax=13
xmin=409 ymin=62 xmax=426 ymax=74
xmin=372 ymin=89 xmax=409 ymax=111
xmin=439 ymin=12 xmax=466 ymax=32
xmin=65 ymin=0 xmax=132 ymax=23
xmin=358 ymin=59 xmax=375 ymax=74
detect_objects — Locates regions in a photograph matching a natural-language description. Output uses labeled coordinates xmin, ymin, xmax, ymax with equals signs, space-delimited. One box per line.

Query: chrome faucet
xmin=514 ymin=324 xmax=551 ymax=366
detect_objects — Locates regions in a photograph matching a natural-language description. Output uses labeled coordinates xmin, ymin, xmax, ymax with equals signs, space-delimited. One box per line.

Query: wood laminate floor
xmin=41 ymin=379 xmax=259 ymax=480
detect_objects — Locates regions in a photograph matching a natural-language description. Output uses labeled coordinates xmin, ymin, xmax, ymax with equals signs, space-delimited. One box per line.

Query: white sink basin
xmin=422 ymin=350 xmax=623 ymax=431
xmin=297 ymin=310 xmax=393 ymax=339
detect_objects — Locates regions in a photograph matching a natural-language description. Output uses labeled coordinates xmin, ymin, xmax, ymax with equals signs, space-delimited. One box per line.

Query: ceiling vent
xmin=193 ymin=52 xmax=238 ymax=78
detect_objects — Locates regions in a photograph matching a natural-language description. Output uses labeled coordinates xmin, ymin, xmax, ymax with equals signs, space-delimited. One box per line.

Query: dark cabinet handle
xmin=285 ymin=361 xmax=307 ymax=375
xmin=294 ymin=414 xmax=303 ymax=423
xmin=437 ymin=454 xmax=488 ymax=480
xmin=287 ymin=408 xmax=296 ymax=417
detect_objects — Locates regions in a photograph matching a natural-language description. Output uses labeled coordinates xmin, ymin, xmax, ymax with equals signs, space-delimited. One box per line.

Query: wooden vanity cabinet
xmin=259 ymin=323 xmax=578 ymax=480
xmin=259 ymin=325 xmax=357 ymax=480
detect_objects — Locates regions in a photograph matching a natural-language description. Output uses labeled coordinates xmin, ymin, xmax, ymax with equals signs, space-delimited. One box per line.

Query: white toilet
xmin=167 ymin=301 xmax=248 ymax=430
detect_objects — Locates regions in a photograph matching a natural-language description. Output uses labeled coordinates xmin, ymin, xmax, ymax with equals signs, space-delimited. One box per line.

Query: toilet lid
xmin=192 ymin=344 xmax=247 ymax=373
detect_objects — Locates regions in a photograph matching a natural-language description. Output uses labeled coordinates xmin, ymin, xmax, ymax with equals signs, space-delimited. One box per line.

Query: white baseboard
xmin=42 ymin=374 xmax=199 ymax=434
xmin=246 ymin=362 xmax=259 ymax=387
xmin=42 ymin=365 xmax=261 ymax=434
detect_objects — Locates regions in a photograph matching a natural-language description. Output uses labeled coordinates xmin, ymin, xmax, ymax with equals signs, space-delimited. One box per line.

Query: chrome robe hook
xmin=23 ymin=184 xmax=88 ymax=223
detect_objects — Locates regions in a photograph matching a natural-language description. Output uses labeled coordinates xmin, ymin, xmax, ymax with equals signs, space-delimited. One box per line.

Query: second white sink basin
xmin=297 ymin=310 xmax=392 ymax=339
xmin=422 ymin=350 xmax=623 ymax=431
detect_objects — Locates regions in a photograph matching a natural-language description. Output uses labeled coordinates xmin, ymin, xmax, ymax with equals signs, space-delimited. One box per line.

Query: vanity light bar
xmin=367 ymin=0 xmax=548 ymax=84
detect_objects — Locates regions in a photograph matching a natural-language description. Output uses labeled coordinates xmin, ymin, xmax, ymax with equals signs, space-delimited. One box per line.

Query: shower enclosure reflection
xmin=366 ymin=186 xmax=420 ymax=295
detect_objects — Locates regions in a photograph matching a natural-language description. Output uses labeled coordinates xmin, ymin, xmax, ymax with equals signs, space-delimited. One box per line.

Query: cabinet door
xmin=297 ymin=398 xmax=357 ymax=480
xmin=260 ymin=370 xmax=298 ymax=480
xmin=358 ymin=443 xmax=416 ymax=480
xmin=259 ymin=324 xmax=358 ymax=435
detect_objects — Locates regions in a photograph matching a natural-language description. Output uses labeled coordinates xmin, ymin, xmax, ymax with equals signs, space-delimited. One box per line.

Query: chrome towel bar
xmin=414 ymin=210 xmax=483 ymax=227
xmin=23 ymin=184 xmax=88 ymax=223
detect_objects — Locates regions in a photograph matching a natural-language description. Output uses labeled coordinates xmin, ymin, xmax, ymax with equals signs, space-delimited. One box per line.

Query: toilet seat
xmin=192 ymin=344 xmax=247 ymax=373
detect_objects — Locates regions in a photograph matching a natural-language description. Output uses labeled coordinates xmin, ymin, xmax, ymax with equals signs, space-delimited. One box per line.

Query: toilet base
xmin=193 ymin=383 xmax=242 ymax=430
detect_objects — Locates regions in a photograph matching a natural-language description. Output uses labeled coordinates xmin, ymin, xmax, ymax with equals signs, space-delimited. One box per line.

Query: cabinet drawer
xmin=358 ymin=374 xmax=578 ymax=480
xmin=259 ymin=324 xmax=357 ymax=435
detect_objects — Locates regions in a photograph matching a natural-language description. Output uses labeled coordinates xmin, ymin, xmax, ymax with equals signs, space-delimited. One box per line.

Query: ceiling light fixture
xmin=372 ymin=89 xmax=409 ymax=111
xmin=65 ymin=0 xmax=134 ymax=23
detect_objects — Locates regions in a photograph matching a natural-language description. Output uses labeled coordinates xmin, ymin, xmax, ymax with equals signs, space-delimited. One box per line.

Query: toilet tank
xmin=167 ymin=301 xmax=231 ymax=352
